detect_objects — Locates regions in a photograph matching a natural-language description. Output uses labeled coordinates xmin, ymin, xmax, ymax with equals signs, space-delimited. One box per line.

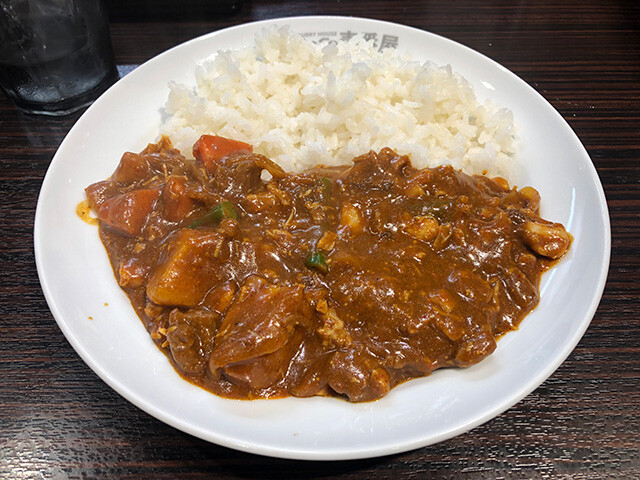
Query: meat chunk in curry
xmin=84 ymin=135 xmax=571 ymax=402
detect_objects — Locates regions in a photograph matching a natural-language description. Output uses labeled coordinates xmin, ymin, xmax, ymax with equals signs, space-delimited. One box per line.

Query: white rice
xmin=161 ymin=27 xmax=517 ymax=177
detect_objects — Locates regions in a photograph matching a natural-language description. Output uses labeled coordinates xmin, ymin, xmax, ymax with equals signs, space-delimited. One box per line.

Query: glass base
xmin=11 ymin=66 xmax=119 ymax=117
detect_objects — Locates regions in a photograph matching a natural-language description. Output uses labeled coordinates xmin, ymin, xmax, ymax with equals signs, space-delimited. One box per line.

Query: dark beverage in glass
xmin=0 ymin=0 xmax=118 ymax=116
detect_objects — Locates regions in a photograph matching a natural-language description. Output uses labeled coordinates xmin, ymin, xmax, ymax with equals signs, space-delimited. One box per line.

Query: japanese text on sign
xmin=299 ymin=31 xmax=400 ymax=51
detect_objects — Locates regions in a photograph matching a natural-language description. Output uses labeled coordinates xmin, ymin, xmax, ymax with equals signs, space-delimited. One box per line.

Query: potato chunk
xmin=146 ymin=229 xmax=227 ymax=307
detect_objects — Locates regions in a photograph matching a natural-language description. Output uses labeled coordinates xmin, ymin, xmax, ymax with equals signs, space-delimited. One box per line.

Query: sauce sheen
xmin=84 ymin=138 xmax=571 ymax=402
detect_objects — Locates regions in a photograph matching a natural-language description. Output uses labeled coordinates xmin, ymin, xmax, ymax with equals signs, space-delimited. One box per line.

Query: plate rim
xmin=34 ymin=15 xmax=611 ymax=460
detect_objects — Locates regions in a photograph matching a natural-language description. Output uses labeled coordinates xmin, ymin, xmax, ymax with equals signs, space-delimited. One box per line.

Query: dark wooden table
xmin=2 ymin=1 xmax=638 ymax=478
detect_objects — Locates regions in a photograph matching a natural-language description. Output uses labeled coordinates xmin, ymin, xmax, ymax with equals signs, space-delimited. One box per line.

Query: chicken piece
xmin=403 ymin=301 xmax=461 ymax=339
xmin=202 ymin=281 xmax=238 ymax=314
xmin=448 ymin=269 xmax=492 ymax=306
xmin=327 ymin=347 xmax=392 ymax=402
xmin=222 ymin=328 xmax=306 ymax=390
xmin=242 ymin=191 xmax=280 ymax=214
xmin=162 ymin=175 xmax=198 ymax=222
xmin=455 ymin=331 xmax=496 ymax=366
xmin=146 ymin=229 xmax=228 ymax=307
xmin=166 ymin=322 xmax=206 ymax=375
xmin=212 ymin=153 xmax=287 ymax=197
xmin=501 ymin=267 xmax=539 ymax=310
xmin=521 ymin=220 xmax=572 ymax=259
xmin=216 ymin=218 xmax=240 ymax=239
xmin=433 ymin=313 xmax=466 ymax=342
xmin=118 ymin=257 xmax=148 ymax=288
xmin=404 ymin=180 xmax=426 ymax=198
xmin=141 ymin=135 xmax=175 ymax=155
xmin=339 ymin=148 xmax=408 ymax=191
xmin=287 ymin=353 xmax=334 ymax=398
xmin=521 ymin=219 xmax=572 ymax=260
xmin=518 ymin=186 xmax=541 ymax=211
xmin=432 ymin=223 xmax=453 ymax=251
xmin=209 ymin=277 xmax=311 ymax=370
xmin=403 ymin=215 xmax=439 ymax=242
xmin=317 ymin=305 xmax=352 ymax=347
xmin=166 ymin=307 xmax=222 ymax=375
xmin=317 ymin=231 xmax=337 ymax=251
xmin=428 ymin=289 xmax=457 ymax=313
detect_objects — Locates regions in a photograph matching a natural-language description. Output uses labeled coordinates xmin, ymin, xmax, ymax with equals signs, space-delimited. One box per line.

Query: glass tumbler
xmin=0 ymin=0 xmax=118 ymax=116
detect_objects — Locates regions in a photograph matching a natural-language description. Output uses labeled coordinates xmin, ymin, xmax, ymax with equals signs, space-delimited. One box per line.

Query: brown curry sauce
xmin=85 ymin=137 xmax=571 ymax=402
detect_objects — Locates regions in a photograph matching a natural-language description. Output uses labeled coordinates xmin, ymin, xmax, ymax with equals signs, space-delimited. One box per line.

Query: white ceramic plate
xmin=34 ymin=16 xmax=610 ymax=460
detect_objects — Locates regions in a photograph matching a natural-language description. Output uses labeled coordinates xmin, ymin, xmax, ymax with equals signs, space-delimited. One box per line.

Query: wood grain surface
xmin=1 ymin=0 xmax=639 ymax=478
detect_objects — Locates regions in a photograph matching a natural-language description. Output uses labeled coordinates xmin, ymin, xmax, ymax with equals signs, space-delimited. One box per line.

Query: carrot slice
xmin=193 ymin=135 xmax=253 ymax=171
xmin=97 ymin=188 xmax=160 ymax=236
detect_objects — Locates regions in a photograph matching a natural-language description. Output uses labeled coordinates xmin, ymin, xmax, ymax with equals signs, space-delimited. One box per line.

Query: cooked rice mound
xmin=161 ymin=27 xmax=517 ymax=176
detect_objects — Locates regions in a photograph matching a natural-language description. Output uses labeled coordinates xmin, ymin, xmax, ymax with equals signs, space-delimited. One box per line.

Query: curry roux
xmin=85 ymin=137 xmax=571 ymax=402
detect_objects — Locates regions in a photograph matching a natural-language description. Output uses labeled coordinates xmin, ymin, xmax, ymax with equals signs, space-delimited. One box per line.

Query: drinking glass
xmin=0 ymin=0 xmax=118 ymax=116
